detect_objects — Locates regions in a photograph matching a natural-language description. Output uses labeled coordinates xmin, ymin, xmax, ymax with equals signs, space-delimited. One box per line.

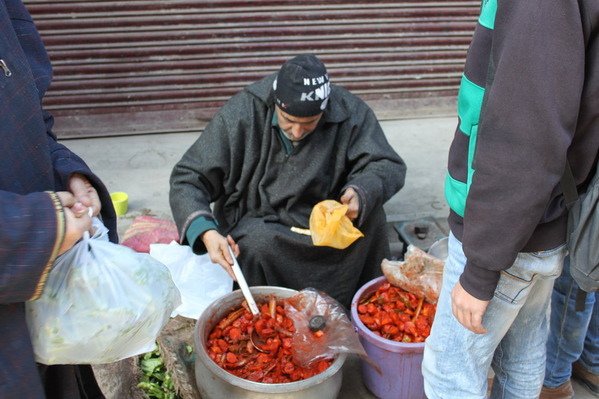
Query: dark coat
xmin=170 ymin=73 xmax=406 ymax=307
xmin=0 ymin=1 xmax=116 ymax=397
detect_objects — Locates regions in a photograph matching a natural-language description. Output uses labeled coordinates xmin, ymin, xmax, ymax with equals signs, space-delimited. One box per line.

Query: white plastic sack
xmin=149 ymin=241 xmax=232 ymax=319
xmin=26 ymin=218 xmax=181 ymax=365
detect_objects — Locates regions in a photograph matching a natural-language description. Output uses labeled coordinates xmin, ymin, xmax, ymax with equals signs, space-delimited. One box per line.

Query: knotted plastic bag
xmin=309 ymin=200 xmax=363 ymax=249
xmin=285 ymin=288 xmax=369 ymax=368
xmin=26 ymin=218 xmax=181 ymax=365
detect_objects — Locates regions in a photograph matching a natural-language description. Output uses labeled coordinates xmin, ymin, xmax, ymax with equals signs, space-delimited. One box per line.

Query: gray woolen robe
xmin=170 ymin=73 xmax=406 ymax=307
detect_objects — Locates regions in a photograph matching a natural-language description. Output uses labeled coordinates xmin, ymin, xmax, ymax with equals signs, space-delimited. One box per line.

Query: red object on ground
xmin=121 ymin=215 xmax=179 ymax=253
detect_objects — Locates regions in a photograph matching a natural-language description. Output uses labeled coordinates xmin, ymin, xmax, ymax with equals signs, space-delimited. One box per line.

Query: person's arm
xmin=169 ymin=91 xmax=255 ymax=247
xmin=46 ymin=134 xmax=117 ymax=242
xmin=459 ymin=0 xmax=585 ymax=302
xmin=342 ymin=106 xmax=406 ymax=226
xmin=170 ymin=108 xmax=244 ymax=278
xmin=170 ymin=106 xmax=239 ymax=249
xmin=0 ymin=191 xmax=61 ymax=303
xmin=12 ymin=0 xmax=117 ymax=243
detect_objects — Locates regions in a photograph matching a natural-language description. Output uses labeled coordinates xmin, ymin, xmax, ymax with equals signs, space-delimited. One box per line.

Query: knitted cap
xmin=273 ymin=54 xmax=331 ymax=117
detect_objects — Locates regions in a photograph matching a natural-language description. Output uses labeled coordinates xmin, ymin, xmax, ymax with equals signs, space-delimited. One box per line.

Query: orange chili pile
xmin=357 ymin=282 xmax=436 ymax=343
xmin=206 ymin=296 xmax=332 ymax=383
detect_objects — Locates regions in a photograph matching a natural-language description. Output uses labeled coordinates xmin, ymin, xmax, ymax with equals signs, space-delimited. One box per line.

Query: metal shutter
xmin=25 ymin=0 xmax=479 ymax=138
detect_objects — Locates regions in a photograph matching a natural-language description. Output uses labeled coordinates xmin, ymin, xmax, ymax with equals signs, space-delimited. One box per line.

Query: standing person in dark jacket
xmin=1 ymin=0 xmax=117 ymax=397
xmin=422 ymin=1 xmax=599 ymax=398
xmin=170 ymin=54 xmax=406 ymax=308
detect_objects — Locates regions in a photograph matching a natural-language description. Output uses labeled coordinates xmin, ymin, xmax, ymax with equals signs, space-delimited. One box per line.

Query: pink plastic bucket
xmin=351 ymin=276 xmax=426 ymax=399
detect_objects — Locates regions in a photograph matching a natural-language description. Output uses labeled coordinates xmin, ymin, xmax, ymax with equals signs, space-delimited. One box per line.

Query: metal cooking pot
xmin=194 ymin=286 xmax=347 ymax=399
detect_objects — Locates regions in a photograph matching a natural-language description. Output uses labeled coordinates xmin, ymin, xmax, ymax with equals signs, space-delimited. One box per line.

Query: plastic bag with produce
xmin=26 ymin=218 xmax=181 ymax=365
xmin=381 ymin=244 xmax=444 ymax=304
xmin=121 ymin=215 xmax=179 ymax=253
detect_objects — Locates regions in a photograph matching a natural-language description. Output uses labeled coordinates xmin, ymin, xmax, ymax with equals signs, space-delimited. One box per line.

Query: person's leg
xmin=489 ymin=249 xmax=563 ymax=398
xmin=544 ymin=257 xmax=595 ymax=388
xmin=422 ymin=233 xmax=508 ymax=398
xmin=578 ymin=291 xmax=598 ymax=373
xmin=423 ymin=233 xmax=565 ymax=399
xmin=573 ymin=290 xmax=599 ymax=393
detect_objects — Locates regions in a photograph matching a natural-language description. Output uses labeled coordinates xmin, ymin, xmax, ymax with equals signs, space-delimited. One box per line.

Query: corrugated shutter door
xmin=25 ymin=0 xmax=479 ymax=138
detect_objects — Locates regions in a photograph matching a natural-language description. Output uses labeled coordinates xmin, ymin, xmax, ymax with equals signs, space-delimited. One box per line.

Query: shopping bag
xmin=26 ymin=218 xmax=181 ymax=365
xmin=149 ymin=241 xmax=232 ymax=319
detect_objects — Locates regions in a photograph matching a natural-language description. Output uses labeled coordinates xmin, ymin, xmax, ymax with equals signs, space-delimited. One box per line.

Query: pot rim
xmin=351 ymin=276 xmax=425 ymax=352
xmin=195 ymin=286 xmax=347 ymax=393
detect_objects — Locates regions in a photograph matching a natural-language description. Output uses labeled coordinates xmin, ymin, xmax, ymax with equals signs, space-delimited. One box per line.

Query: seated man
xmin=170 ymin=54 xmax=406 ymax=308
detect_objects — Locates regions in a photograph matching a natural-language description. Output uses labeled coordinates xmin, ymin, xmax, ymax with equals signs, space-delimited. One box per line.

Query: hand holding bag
xmin=26 ymin=218 xmax=181 ymax=365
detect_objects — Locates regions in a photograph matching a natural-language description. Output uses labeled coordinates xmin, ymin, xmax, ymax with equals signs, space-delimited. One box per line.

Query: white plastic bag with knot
xmin=26 ymin=218 xmax=181 ymax=365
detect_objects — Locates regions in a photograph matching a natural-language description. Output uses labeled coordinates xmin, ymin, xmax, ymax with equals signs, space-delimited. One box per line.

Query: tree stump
xmin=156 ymin=316 xmax=202 ymax=399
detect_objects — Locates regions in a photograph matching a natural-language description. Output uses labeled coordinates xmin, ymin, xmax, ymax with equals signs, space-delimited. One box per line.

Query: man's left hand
xmin=451 ymin=281 xmax=489 ymax=334
xmin=68 ymin=174 xmax=101 ymax=217
xmin=340 ymin=187 xmax=360 ymax=221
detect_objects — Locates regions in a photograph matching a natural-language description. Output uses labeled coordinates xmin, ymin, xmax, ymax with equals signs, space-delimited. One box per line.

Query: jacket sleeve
xmin=45 ymin=128 xmax=118 ymax=243
xmin=0 ymin=191 xmax=64 ymax=303
xmin=460 ymin=0 xmax=584 ymax=300
xmin=343 ymin=106 xmax=406 ymax=227
xmin=0 ymin=0 xmax=116 ymax=305
xmin=14 ymin=0 xmax=117 ymax=243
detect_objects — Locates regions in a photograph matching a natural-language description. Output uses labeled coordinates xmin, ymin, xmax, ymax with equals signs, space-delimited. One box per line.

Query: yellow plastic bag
xmin=309 ymin=200 xmax=364 ymax=249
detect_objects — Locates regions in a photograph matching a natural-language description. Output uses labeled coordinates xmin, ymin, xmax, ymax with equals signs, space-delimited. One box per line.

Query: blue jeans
xmin=422 ymin=233 xmax=566 ymax=399
xmin=544 ymin=256 xmax=599 ymax=387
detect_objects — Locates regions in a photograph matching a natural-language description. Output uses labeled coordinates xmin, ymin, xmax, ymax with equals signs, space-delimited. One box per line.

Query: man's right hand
xmin=56 ymin=191 xmax=92 ymax=255
xmin=201 ymin=230 xmax=240 ymax=280
xmin=451 ymin=280 xmax=489 ymax=334
xmin=340 ymin=187 xmax=360 ymax=221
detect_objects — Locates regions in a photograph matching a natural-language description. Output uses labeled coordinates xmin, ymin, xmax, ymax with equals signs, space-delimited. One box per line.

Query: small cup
xmin=110 ymin=192 xmax=129 ymax=216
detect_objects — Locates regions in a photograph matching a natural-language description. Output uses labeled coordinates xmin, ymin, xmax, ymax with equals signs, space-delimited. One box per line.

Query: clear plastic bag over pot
xmin=26 ymin=218 xmax=181 ymax=365
xmin=284 ymin=288 xmax=368 ymax=368
xmin=381 ymin=245 xmax=444 ymax=304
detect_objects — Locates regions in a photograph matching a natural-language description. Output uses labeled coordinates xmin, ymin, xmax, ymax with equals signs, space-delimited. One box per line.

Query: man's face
xmin=275 ymin=106 xmax=323 ymax=142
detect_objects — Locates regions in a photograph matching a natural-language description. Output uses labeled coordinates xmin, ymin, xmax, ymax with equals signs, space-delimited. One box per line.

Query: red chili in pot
xmin=206 ymin=296 xmax=332 ymax=383
xmin=357 ymin=282 xmax=436 ymax=343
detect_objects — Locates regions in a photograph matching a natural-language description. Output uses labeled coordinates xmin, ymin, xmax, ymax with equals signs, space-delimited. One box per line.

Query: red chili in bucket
xmin=357 ymin=282 xmax=436 ymax=343
xmin=206 ymin=296 xmax=332 ymax=383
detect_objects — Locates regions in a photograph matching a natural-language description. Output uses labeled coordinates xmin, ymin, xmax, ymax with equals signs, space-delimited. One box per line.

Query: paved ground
xmin=63 ymin=116 xmax=594 ymax=398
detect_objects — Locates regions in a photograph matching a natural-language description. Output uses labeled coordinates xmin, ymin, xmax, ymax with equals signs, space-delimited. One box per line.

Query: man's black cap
xmin=273 ymin=54 xmax=331 ymax=117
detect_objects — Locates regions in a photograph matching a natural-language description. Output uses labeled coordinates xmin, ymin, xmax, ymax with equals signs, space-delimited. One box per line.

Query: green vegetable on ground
xmin=138 ymin=345 xmax=179 ymax=399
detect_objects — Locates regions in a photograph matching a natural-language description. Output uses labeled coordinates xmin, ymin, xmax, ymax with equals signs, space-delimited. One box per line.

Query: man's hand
xmin=202 ymin=230 xmax=239 ymax=280
xmin=68 ymin=174 xmax=101 ymax=216
xmin=451 ymin=280 xmax=489 ymax=334
xmin=56 ymin=191 xmax=92 ymax=255
xmin=340 ymin=187 xmax=360 ymax=221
